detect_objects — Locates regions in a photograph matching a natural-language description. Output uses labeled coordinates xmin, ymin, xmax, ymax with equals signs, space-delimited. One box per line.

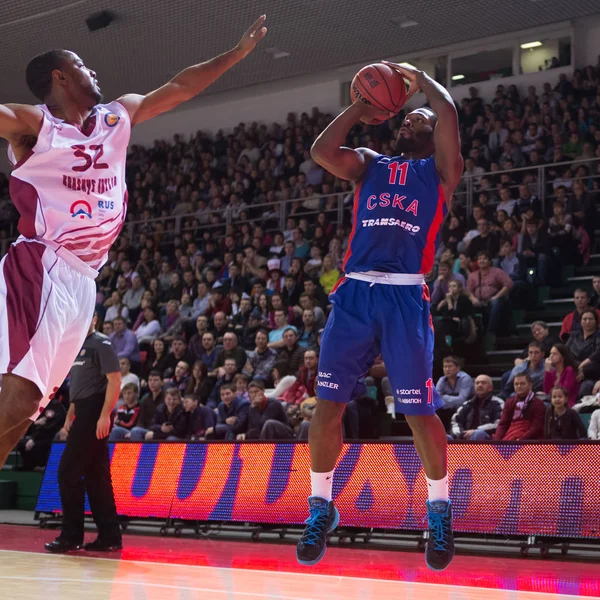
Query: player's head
xmin=396 ymin=108 xmax=437 ymax=157
xmin=26 ymin=50 xmax=102 ymax=105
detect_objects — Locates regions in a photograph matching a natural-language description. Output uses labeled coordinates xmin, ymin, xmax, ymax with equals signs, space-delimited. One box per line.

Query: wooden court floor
xmin=0 ymin=525 xmax=597 ymax=600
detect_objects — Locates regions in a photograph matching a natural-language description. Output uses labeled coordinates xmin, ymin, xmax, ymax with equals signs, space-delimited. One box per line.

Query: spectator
xmin=292 ymin=228 xmax=310 ymax=259
xmin=278 ymin=328 xmax=305 ymax=375
xmin=295 ymin=293 xmax=326 ymax=329
xmin=548 ymin=201 xmax=578 ymax=265
xmin=109 ymin=383 xmax=141 ymax=441
xmin=145 ymin=388 xmax=188 ymax=441
xmin=303 ymin=278 xmax=328 ymax=309
xmin=104 ymin=291 xmax=130 ymax=324
xmin=466 ymin=251 xmax=513 ymax=336
xmin=559 ymin=288 xmax=600 ymax=341
xmin=589 ymin=406 xmax=600 ymax=440
xmin=183 ymin=394 xmax=215 ymax=440
xmin=164 ymin=360 xmax=191 ymax=393
xmin=431 ymin=260 xmax=466 ymax=307
xmin=450 ymin=375 xmax=504 ymax=440
xmin=246 ymin=329 xmax=278 ymax=383
xmin=468 ymin=220 xmax=500 ymax=260
xmin=119 ymin=357 xmax=140 ymax=391
xmin=239 ymin=380 xmax=294 ymax=440
xmin=184 ymin=361 xmax=213 ymax=405
xmin=500 ymin=342 xmax=545 ymax=399
xmin=161 ymin=299 xmax=186 ymax=343
xmin=517 ymin=321 xmax=560 ymax=361
xmin=268 ymin=309 xmax=298 ymax=348
xmin=207 ymin=357 xmax=239 ymax=409
xmin=163 ymin=336 xmax=194 ymax=379
xmin=494 ymin=373 xmax=546 ymax=441
xmin=266 ymin=361 xmax=297 ymax=399
xmin=191 ymin=281 xmax=211 ymax=318
xmin=319 ymin=255 xmax=339 ymax=295
xmin=233 ymin=373 xmax=250 ymax=403
xmin=282 ymin=348 xmax=318 ymax=407
xmin=543 ymin=344 xmax=579 ymax=407
xmin=135 ymin=305 xmax=161 ymax=345
xmin=211 ymin=310 xmax=234 ymax=344
xmin=206 ymin=383 xmax=250 ymax=440
xmin=213 ymin=331 xmax=247 ymax=375
xmin=544 ymin=386 xmax=587 ymax=440
xmin=590 ymin=276 xmax=600 ymax=308
xmin=122 ymin=275 xmax=146 ymax=320
xmin=128 ymin=371 xmax=165 ymax=441
xmin=435 ymin=356 xmax=474 ymax=429
xmin=206 ymin=283 xmax=232 ymax=318
xmin=567 ymin=309 xmax=600 ymax=396
xmin=18 ymin=397 xmax=66 ymax=470
xmin=280 ymin=241 xmax=295 ymax=274
xmin=518 ymin=218 xmax=550 ymax=284
xmin=495 ymin=186 xmax=517 ymax=217
xmin=143 ymin=338 xmax=169 ymax=380
xmin=298 ymin=308 xmax=319 ymax=350
xmin=110 ymin=316 xmax=141 ymax=363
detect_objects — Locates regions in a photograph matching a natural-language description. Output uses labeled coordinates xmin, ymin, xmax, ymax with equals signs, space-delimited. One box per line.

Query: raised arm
xmin=310 ymin=102 xmax=381 ymax=182
xmin=383 ymin=62 xmax=464 ymax=195
xmin=0 ymin=103 xmax=43 ymax=143
xmin=117 ymin=16 xmax=267 ymax=126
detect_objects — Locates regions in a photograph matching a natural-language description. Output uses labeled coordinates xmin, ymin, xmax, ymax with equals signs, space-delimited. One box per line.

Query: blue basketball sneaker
xmin=296 ymin=496 xmax=340 ymax=566
xmin=425 ymin=500 xmax=455 ymax=571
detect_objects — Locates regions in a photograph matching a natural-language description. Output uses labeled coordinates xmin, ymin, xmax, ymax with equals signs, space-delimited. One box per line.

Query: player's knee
xmin=0 ymin=376 xmax=42 ymax=420
xmin=314 ymin=398 xmax=346 ymax=426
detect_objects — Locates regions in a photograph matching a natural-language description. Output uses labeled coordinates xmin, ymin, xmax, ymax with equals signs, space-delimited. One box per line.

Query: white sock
xmin=311 ymin=469 xmax=334 ymax=501
xmin=426 ymin=475 xmax=449 ymax=503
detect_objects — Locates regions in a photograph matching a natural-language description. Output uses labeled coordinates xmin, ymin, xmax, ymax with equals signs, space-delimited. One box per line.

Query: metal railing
xmin=120 ymin=156 xmax=600 ymax=247
xmin=1 ymin=156 xmax=599 ymax=256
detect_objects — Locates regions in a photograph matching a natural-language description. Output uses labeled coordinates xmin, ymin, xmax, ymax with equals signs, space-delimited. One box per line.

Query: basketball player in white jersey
xmin=0 ymin=16 xmax=267 ymax=466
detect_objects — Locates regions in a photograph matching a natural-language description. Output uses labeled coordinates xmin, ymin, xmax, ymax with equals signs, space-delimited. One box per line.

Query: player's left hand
xmin=96 ymin=415 xmax=111 ymax=439
xmin=235 ymin=15 xmax=268 ymax=58
xmin=381 ymin=61 xmax=422 ymax=102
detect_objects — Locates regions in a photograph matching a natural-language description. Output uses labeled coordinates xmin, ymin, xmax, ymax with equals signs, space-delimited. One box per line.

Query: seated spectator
xmin=559 ymin=288 xmax=600 ymax=341
xmin=145 ymin=388 xmax=188 ymax=441
xmin=295 ymin=293 xmax=326 ymax=329
xmin=163 ymin=336 xmax=194 ymax=379
xmin=268 ymin=293 xmax=295 ymax=328
xmin=231 ymin=293 xmax=253 ymax=332
xmin=192 ymin=331 xmax=219 ymax=371
xmin=268 ymin=310 xmax=298 ymax=348
xmin=119 ymin=357 xmax=140 ymax=391
xmin=161 ymin=299 xmax=186 ymax=343
xmin=104 ymin=291 xmax=130 ymax=324
xmin=18 ymin=397 xmax=66 ymax=470
xmin=213 ymin=331 xmax=247 ymax=376
xmin=183 ymin=394 xmax=215 ymax=440
xmin=495 ymin=185 xmax=517 ymax=217
xmin=207 ymin=357 xmax=239 ymax=409
xmin=435 ymin=356 xmax=474 ymax=430
xmin=134 ymin=304 xmax=162 ymax=346
xmin=211 ymin=310 xmax=234 ymax=344
xmin=122 ymin=275 xmax=145 ymax=321
xmin=468 ymin=219 xmax=500 ymax=260
xmin=179 ymin=293 xmax=194 ymax=319
xmin=292 ymin=227 xmax=310 ymax=259
xmin=191 ymin=281 xmax=211 ymax=318
xmin=278 ymin=328 xmax=305 ymax=375
xmin=450 ymin=375 xmax=504 ymax=440
xmin=466 ymin=251 xmax=513 ymax=336
xmin=319 ymin=254 xmax=339 ymax=295
xmin=500 ymin=342 xmax=545 ymax=399
xmin=303 ymin=246 xmax=323 ymax=279
xmin=246 ymin=329 xmax=278 ymax=383
xmin=110 ymin=316 xmax=141 ymax=363
xmin=282 ymin=273 xmax=302 ymax=307
xmin=544 ymin=386 xmax=587 ymax=440
xmin=232 ymin=372 xmax=249 ymax=400
xmin=266 ymin=259 xmax=285 ymax=294
xmin=431 ymin=260 xmax=466 ymax=308
xmin=548 ymin=201 xmax=578 ymax=265
xmin=265 ymin=361 xmax=297 ymax=399
xmin=238 ymin=380 xmax=294 ymax=440
xmin=515 ymin=184 xmax=542 ymax=219
xmin=206 ymin=383 xmax=250 ymax=440
xmin=298 ymin=308 xmax=319 ymax=350
xmin=494 ymin=373 xmax=545 ymax=441
xmin=128 ymin=371 xmax=165 ymax=441
xmin=435 ymin=279 xmax=477 ymax=346
xmin=109 ymin=383 xmax=141 ymax=441
xmin=516 ymin=321 xmax=560 ymax=362
xmin=282 ymin=349 xmax=318 ymax=408
xmin=164 ymin=360 xmax=191 ymax=393
xmin=142 ymin=338 xmax=169 ymax=381
xmin=567 ymin=309 xmax=600 ymax=396
xmin=184 ymin=361 xmax=213 ymax=405
xmin=518 ymin=218 xmax=550 ymax=285
xmin=303 ymin=278 xmax=328 ymax=309
xmin=543 ymin=344 xmax=579 ymax=407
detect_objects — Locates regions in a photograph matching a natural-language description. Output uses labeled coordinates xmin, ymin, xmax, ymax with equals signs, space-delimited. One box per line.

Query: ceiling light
xmin=520 ymin=41 xmax=542 ymax=49
xmin=264 ymin=47 xmax=291 ymax=59
xmin=452 ymin=74 xmax=465 ymax=81
xmin=391 ymin=16 xmax=418 ymax=28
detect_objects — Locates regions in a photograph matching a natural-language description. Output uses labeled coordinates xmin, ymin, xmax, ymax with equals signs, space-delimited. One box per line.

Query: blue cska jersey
xmin=342 ymin=154 xmax=447 ymax=275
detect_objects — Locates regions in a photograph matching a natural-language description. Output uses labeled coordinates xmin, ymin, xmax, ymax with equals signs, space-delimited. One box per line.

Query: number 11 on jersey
xmin=388 ymin=161 xmax=408 ymax=185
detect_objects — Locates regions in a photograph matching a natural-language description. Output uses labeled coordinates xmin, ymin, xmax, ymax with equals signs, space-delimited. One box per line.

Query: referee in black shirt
xmin=45 ymin=314 xmax=123 ymax=553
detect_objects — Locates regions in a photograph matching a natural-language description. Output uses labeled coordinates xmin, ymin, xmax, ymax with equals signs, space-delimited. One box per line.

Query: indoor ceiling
xmin=0 ymin=0 xmax=598 ymax=105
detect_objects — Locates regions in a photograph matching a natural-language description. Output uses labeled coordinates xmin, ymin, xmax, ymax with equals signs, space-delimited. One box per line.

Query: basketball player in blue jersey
xmin=295 ymin=63 xmax=463 ymax=571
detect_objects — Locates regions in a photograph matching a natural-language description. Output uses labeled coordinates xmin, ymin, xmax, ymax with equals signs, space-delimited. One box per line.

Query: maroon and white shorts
xmin=0 ymin=239 xmax=96 ymax=418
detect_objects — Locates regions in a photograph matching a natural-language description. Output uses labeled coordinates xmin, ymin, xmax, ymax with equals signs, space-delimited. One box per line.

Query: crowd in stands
xmin=8 ymin=57 xmax=600 ymax=468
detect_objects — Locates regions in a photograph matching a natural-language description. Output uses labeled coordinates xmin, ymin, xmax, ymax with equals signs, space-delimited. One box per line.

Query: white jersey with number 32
xmin=8 ymin=101 xmax=131 ymax=275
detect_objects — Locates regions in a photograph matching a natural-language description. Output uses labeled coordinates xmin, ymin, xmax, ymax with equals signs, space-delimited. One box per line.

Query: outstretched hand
xmin=381 ymin=61 xmax=421 ymax=104
xmin=236 ymin=15 xmax=268 ymax=58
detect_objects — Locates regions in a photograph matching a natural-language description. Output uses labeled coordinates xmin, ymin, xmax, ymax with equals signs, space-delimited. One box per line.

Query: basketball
xmin=350 ymin=63 xmax=407 ymax=120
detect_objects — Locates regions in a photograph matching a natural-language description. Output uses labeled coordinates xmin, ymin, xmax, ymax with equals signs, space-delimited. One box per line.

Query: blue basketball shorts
xmin=317 ymin=277 xmax=442 ymax=416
